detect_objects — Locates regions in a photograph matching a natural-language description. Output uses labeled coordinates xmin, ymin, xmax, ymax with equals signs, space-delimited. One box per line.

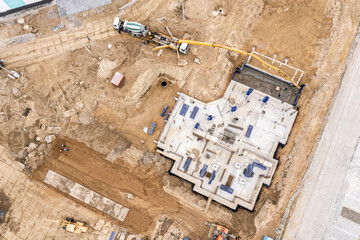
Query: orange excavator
xmin=206 ymin=222 xmax=241 ymax=240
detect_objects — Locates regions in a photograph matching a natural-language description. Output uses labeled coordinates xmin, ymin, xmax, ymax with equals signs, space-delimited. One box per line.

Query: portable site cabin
xmin=111 ymin=72 xmax=125 ymax=88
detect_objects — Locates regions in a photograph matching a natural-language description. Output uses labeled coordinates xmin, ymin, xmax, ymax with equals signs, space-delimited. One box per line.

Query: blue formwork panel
xmin=183 ymin=157 xmax=192 ymax=171
xmin=245 ymin=125 xmax=253 ymax=138
xmin=209 ymin=170 xmax=216 ymax=184
xmin=200 ymin=164 xmax=208 ymax=177
xmin=164 ymin=110 xmax=170 ymax=121
xmin=190 ymin=106 xmax=199 ymax=119
xmin=160 ymin=105 xmax=169 ymax=117
xmin=253 ymin=162 xmax=267 ymax=170
xmin=262 ymin=96 xmax=269 ymax=103
xmin=148 ymin=122 xmax=156 ymax=135
xmin=109 ymin=231 xmax=116 ymax=240
xmin=179 ymin=104 xmax=189 ymax=116
xmin=244 ymin=164 xmax=254 ymax=178
xmin=246 ymin=88 xmax=254 ymax=96
xmin=220 ymin=184 xmax=234 ymax=194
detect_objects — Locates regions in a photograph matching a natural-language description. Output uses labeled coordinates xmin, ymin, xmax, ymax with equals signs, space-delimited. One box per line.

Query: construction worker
xmin=60 ymin=144 xmax=69 ymax=152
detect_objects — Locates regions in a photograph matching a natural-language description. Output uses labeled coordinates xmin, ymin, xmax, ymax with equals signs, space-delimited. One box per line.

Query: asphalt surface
xmin=283 ymin=33 xmax=360 ymax=239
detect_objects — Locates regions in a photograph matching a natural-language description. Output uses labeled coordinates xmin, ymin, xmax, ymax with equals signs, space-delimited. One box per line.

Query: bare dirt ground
xmin=1 ymin=0 xmax=360 ymax=239
xmin=32 ymin=137 xmax=224 ymax=238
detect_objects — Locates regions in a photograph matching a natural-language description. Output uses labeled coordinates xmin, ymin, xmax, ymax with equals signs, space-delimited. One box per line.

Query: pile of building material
xmin=43 ymin=170 xmax=129 ymax=221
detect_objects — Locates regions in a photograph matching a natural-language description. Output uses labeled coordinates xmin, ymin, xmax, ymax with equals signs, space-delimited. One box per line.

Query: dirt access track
xmin=0 ymin=0 xmax=360 ymax=239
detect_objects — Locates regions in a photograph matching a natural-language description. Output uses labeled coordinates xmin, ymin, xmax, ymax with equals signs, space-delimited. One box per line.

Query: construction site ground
xmin=0 ymin=0 xmax=360 ymax=239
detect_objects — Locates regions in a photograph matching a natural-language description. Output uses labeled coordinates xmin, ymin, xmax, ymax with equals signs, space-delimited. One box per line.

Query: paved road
xmin=283 ymin=34 xmax=360 ymax=239
xmin=323 ymin=141 xmax=360 ymax=239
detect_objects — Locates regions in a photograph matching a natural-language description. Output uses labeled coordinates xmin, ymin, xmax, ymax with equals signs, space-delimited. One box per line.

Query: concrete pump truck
xmin=113 ymin=17 xmax=190 ymax=54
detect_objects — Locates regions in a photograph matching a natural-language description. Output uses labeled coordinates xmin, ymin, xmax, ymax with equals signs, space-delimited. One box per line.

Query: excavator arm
xmin=177 ymin=39 xmax=301 ymax=89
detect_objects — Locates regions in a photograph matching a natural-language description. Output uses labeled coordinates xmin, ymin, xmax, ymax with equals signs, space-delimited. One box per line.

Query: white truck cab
xmin=179 ymin=43 xmax=190 ymax=54
xmin=113 ymin=17 xmax=121 ymax=31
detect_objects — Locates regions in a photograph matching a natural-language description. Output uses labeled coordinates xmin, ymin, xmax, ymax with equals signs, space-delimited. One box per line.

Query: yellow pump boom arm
xmin=177 ymin=39 xmax=300 ymax=89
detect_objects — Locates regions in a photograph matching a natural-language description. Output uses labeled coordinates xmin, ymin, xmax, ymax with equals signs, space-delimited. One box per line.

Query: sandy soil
xmin=0 ymin=0 xmax=360 ymax=239
xmin=32 ymin=138 xmax=211 ymax=238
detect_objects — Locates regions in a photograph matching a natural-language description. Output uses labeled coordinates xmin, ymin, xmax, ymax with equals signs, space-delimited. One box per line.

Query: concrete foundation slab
xmin=157 ymin=79 xmax=298 ymax=210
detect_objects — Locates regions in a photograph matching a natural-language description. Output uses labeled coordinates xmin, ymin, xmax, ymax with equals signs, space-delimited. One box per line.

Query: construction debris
xmin=0 ymin=61 xmax=20 ymax=79
xmin=52 ymin=23 xmax=64 ymax=32
xmin=17 ymin=18 xmax=25 ymax=24
xmin=80 ymin=12 xmax=88 ymax=18
xmin=182 ymin=3 xmax=185 ymax=21
xmin=159 ymin=218 xmax=174 ymax=235
xmin=11 ymin=88 xmax=21 ymax=97
xmin=125 ymin=193 xmax=135 ymax=200
xmin=119 ymin=0 xmax=137 ymax=11
xmin=78 ymin=38 xmax=92 ymax=55
xmin=45 ymin=135 xmax=56 ymax=144
xmin=177 ymin=59 xmax=188 ymax=66
xmin=26 ymin=142 xmax=38 ymax=152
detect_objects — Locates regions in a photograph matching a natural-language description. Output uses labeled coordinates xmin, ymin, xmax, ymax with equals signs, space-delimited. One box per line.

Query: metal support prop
xmin=78 ymin=38 xmax=92 ymax=55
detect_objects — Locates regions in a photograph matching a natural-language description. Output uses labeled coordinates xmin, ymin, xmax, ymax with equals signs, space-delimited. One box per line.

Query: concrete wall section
xmin=43 ymin=170 xmax=129 ymax=222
